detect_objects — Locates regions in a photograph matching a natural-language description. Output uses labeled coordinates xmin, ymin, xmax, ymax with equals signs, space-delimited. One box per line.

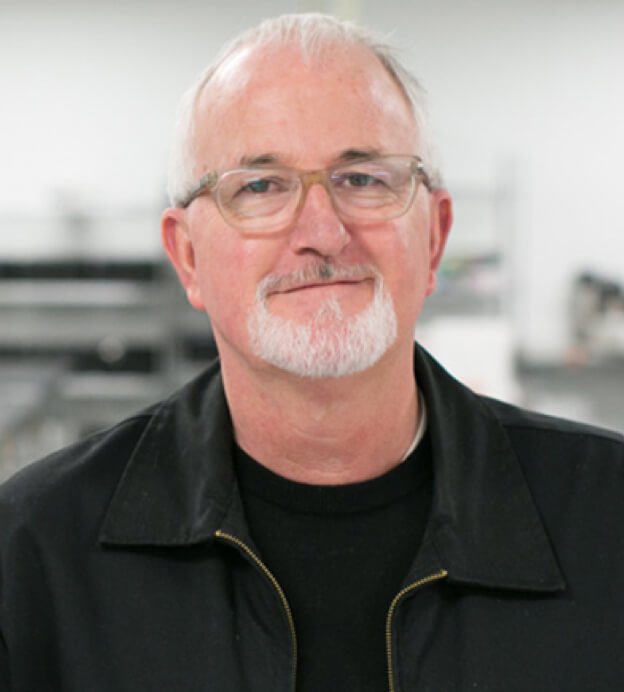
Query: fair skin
xmin=162 ymin=42 xmax=452 ymax=484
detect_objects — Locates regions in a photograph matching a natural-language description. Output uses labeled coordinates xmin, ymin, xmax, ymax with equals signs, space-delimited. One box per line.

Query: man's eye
xmin=345 ymin=173 xmax=379 ymax=187
xmin=238 ymin=176 xmax=289 ymax=195
xmin=242 ymin=178 xmax=272 ymax=194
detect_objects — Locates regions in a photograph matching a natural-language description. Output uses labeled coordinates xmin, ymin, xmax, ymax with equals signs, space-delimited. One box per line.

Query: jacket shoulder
xmin=480 ymin=395 xmax=624 ymax=484
xmin=0 ymin=409 xmax=155 ymax=541
xmin=483 ymin=395 xmax=623 ymax=446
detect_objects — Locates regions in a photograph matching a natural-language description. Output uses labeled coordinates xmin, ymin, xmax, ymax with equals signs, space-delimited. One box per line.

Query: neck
xmin=220 ymin=343 xmax=420 ymax=485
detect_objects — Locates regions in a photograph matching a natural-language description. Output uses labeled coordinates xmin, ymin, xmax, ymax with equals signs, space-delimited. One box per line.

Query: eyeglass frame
xmin=177 ymin=154 xmax=435 ymax=230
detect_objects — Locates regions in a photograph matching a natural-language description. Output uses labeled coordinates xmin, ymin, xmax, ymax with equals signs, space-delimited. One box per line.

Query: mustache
xmin=256 ymin=262 xmax=380 ymax=299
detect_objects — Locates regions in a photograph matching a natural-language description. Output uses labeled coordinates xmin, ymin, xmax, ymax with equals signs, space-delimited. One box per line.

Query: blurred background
xmin=1 ymin=0 xmax=623 ymax=478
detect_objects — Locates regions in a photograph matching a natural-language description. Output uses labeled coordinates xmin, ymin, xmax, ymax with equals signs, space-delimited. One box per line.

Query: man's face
xmin=163 ymin=42 xmax=451 ymax=379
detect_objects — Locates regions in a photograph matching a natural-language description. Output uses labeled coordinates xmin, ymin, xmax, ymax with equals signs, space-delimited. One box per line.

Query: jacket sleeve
xmin=0 ymin=628 xmax=9 ymax=690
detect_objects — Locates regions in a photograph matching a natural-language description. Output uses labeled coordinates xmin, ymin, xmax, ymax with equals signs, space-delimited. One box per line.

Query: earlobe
xmin=160 ymin=208 xmax=205 ymax=311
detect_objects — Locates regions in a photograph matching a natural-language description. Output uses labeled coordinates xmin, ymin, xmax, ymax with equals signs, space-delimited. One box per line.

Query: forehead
xmin=193 ymin=42 xmax=418 ymax=172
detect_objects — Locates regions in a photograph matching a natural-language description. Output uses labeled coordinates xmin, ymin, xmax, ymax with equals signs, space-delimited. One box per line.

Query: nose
xmin=288 ymin=181 xmax=350 ymax=258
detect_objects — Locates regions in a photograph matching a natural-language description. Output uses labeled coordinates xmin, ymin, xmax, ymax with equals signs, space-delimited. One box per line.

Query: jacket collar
xmin=99 ymin=361 xmax=236 ymax=546
xmin=414 ymin=349 xmax=564 ymax=593
xmin=99 ymin=347 xmax=565 ymax=594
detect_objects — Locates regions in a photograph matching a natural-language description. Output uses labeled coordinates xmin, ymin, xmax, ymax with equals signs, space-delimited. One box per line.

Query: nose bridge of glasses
xmin=300 ymin=168 xmax=332 ymax=192
xmin=296 ymin=169 xmax=337 ymax=213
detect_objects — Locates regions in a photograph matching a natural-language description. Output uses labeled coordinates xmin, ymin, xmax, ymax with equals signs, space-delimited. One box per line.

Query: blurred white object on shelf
xmin=417 ymin=315 xmax=520 ymax=403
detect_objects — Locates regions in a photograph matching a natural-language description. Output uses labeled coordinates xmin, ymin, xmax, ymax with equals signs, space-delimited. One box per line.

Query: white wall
xmin=0 ymin=0 xmax=300 ymax=217
xmin=1 ymin=0 xmax=623 ymax=360
xmin=361 ymin=0 xmax=624 ymax=361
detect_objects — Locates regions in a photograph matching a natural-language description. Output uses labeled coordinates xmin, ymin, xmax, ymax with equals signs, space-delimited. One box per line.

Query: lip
xmin=274 ymin=279 xmax=365 ymax=295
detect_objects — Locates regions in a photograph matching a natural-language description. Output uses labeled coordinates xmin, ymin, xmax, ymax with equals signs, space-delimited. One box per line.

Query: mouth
xmin=273 ymin=278 xmax=368 ymax=296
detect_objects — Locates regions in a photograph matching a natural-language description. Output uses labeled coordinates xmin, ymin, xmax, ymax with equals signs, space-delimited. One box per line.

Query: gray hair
xmin=166 ymin=13 xmax=439 ymax=208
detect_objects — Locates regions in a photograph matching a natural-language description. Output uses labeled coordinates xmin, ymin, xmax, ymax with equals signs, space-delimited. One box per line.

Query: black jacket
xmin=1 ymin=347 xmax=623 ymax=691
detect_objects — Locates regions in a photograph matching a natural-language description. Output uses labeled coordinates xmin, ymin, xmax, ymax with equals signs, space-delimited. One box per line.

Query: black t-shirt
xmin=234 ymin=431 xmax=433 ymax=691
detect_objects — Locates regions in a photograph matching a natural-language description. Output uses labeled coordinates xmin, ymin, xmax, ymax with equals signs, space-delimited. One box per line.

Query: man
xmin=1 ymin=13 xmax=623 ymax=692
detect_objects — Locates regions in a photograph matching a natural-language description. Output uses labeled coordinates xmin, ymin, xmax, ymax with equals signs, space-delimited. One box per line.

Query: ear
xmin=161 ymin=207 xmax=205 ymax=310
xmin=426 ymin=189 xmax=453 ymax=296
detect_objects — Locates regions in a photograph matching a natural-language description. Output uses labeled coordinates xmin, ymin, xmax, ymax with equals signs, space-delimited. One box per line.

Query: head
xmin=162 ymin=13 xmax=452 ymax=380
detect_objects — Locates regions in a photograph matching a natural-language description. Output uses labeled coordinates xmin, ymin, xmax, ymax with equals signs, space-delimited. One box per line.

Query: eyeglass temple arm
xmin=412 ymin=157 xmax=435 ymax=191
xmin=179 ymin=171 xmax=219 ymax=209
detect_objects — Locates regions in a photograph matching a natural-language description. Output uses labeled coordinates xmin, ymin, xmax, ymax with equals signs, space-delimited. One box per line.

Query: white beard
xmin=247 ymin=263 xmax=397 ymax=378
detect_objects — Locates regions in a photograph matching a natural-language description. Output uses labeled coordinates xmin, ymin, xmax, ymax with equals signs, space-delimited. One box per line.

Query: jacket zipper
xmin=386 ymin=568 xmax=448 ymax=692
xmin=214 ymin=529 xmax=298 ymax=691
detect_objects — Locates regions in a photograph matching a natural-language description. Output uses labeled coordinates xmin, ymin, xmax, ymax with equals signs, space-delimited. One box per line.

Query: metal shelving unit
xmin=0 ymin=257 xmax=184 ymax=473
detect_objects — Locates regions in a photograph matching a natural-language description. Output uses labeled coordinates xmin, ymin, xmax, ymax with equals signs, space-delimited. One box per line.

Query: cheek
xmin=394 ymin=218 xmax=412 ymax=250
xmin=391 ymin=191 xmax=431 ymax=251
xmin=383 ymin=222 xmax=433 ymax=319
xmin=195 ymin=243 xmax=246 ymax=320
xmin=392 ymin=214 xmax=432 ymax=280
xmin=189 ymin=225 xmax=275 ymax=328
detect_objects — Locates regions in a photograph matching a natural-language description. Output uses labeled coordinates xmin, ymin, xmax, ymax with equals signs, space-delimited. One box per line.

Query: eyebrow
xmin=238 ymin=148 xmax=382 ymax=168
xmin=335 ymin=148 xmax=381 ymax=162
xmin=239 ymin=153 xmax=281 ymax=166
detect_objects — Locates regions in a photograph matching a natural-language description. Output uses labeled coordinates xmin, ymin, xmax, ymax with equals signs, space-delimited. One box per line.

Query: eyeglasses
xmin=178 ymin=155 xmax=433 ymax=233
